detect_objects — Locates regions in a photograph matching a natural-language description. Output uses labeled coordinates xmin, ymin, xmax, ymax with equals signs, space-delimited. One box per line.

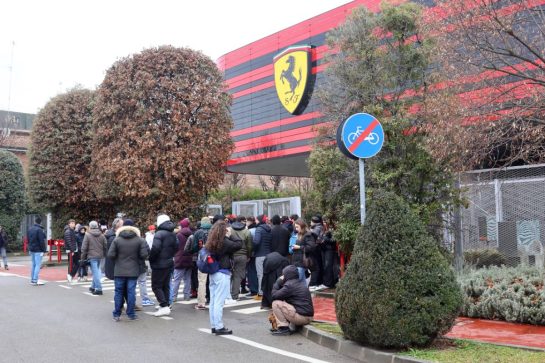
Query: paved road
xmin=0 ymin=260 xmax=355 ymax=363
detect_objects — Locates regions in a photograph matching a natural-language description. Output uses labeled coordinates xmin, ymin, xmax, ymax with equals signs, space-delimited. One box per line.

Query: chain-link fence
xmin=455 ymin=164 xmax=545 ymax=271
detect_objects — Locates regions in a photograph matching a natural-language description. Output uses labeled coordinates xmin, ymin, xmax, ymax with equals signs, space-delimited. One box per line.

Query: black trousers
xmin=69 ymin=252 xmax=80 ymax=277
xmin=309 ymin=249 xmax=323 ymax=286
xmin=152 ymin=267 xmax=172 ymax=307
xmin=322 ymin=249 xmax=338 ymax=288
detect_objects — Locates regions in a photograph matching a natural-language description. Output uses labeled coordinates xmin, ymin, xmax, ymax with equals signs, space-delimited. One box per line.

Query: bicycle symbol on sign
xmin=347 ymin=126 xmax=380 ymax=145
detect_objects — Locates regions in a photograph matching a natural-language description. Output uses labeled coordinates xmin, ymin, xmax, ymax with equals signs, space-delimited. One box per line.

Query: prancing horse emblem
xmin=274 ymin=45 xmax=312 ymax=115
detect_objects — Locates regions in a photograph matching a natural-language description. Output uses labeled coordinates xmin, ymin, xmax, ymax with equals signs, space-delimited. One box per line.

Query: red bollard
xmin=48 ymin=239 xmax=53 ymax=262
xmin=56 ymin=240 xmax=65 ymax=264
xmin=23 ymin=236 xmax=28 ymax=254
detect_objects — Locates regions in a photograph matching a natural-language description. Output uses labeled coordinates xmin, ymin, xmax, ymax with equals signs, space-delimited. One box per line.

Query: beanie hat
xmin=180 ymin=218 xmax=190 ymax=228
xmin=212 ymin=214 xmax=225 ymax=224
xmin=200 ymin=216 xmax=212 ymax=229
xmin=157 ymin=214 xmax=170 ymax=227
xmin=123 ymin=219 xmax=135 ymax=226
xmin=89 ymin=221 xmax=99 ymax=229
xmin=148 ymin=225 xmax=156 ymax=231
xmin=257 ymin=214 xmax=268 ymax=224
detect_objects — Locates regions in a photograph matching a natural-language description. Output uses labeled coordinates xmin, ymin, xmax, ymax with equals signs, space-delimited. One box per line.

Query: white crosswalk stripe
xmin=232 ymin=306 xmax=268 ymax=315
xmin=59 ymin=277 xmax=265 ymax=316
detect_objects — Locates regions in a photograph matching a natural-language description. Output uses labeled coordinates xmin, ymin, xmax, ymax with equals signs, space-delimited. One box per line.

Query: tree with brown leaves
xmin=28 ymin=88 xmax=112 ymax=236
xmin=91 ymin=46 xmax=233 ymax=224
xmin=424 ymin=0 xmax=545 ymax=170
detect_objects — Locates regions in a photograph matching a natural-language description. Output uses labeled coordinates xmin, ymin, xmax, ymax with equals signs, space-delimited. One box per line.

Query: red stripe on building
xmin=230 ymin=111 xmax=322 ymax=138
xmin=217 ymin=0 xmax=389 ymax=71
xmin=234 ymin=126 xmax=319 ymax=153
xmin=226 ymin=145 xmax=314 ymax=166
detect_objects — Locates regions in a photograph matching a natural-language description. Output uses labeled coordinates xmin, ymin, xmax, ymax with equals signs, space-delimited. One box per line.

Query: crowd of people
xmin=26 ymin=212 xmax=340 ymax=336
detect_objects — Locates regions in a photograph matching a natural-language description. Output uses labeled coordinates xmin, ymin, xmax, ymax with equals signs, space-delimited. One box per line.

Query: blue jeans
xmin=170 ymin=268 xmax=192 ymax=303
xmin=30 ymin=252 xmax=43 ymax=282
xmin=209 ymin=272 xmax=231 ymax=329
xmin=1 ymin=247 xmax=7 ymax=268
xmin=113 ymin=277 xmax=137 ymax=318
xmin=297 ymin=267 xmax=308 ymax=286
xmin=90 ymin=259 xmax=102 ymax=291
xmin=137 ymin=272 xmax=150 ymax=302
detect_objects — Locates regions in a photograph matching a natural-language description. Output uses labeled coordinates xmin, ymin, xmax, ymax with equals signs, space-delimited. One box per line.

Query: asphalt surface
xmin=0 ymin=256 xmax=356 ymax=363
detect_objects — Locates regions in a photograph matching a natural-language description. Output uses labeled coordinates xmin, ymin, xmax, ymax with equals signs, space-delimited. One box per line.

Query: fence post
xmin=454 ymin=176 xmax=463 ymax=272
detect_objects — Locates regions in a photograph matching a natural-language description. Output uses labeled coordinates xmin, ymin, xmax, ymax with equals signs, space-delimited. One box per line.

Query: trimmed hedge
xmin=459 ymin=266 xmax=545 ymax=325
xmin=335 ymin=191 xmax=463 ymax=348
xmin=0 ymin=150 xmax=26 ymax=250
xmin=464 ymin=249 xmax=506 ymax=268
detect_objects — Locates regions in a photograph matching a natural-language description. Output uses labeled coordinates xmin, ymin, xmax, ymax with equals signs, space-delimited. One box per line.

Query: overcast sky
xmin=0 ymin=0 xmax=349 ymax=114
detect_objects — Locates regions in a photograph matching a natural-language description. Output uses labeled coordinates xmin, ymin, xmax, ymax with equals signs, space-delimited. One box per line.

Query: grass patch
xmin=311 ymin=322 xmax=343 ymax=336
xmin=400 ymin=339 xmax=545 ymax=363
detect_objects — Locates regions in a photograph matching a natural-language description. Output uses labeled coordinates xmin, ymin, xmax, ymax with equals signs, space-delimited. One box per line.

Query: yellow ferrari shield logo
xmin=274 ymin=45 xmax=312 ymax=115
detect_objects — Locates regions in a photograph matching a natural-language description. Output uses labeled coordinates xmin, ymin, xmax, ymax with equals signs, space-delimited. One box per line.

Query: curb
xmin=301 ymin=325 xmax=431 ymax=363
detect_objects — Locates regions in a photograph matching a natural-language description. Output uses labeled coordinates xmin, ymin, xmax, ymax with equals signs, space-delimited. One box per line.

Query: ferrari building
xmin=217 ymin=1 xmax=383 ymax=177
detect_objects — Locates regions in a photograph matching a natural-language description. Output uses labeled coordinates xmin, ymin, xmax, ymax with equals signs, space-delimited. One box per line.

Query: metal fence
xmin=456 ymin=164 xmax=545 ymax=270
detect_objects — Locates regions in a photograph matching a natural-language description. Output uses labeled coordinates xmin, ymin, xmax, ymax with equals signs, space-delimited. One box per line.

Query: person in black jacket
xmin=271 ymin=265 xmax=314 ymax=335
xmin=27 ymin=216 xmax=47 ymax=285
xmin=270 ymin=215 xmax=291 ymax=257
xmin=150 ymin=214 xmax=177 ymax=317
xmin=64 ymin=219 xmax=78 ymax=283
xmin=206 ymin=220 xmax=242 ymax=335
xmin=76 ymin=226 xmax=88 ymax=281
xmin=261 ymin=251 xmax=289 ymax=309
xmin=104 ymin=218 xmax=124 ymax=281
xmin=0 ymin=225 xmax=9 ymax=270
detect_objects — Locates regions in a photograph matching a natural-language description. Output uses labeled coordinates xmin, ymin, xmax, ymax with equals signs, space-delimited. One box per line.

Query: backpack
xmin=196 ymin=247 xmax=220 ymax=274
xmin=191 ymin=229 xmax=209 ymax=254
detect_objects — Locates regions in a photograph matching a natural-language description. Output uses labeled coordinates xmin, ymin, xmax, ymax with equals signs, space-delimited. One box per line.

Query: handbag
xmin=302 ymin=247 xmax=313 ymax=269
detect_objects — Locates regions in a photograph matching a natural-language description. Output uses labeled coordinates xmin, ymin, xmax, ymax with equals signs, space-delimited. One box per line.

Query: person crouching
xmin=270 ymin=265 xmax=314 ymax=335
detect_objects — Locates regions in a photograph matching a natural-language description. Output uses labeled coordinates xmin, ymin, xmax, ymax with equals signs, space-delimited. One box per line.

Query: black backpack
xmin=191 ymin=229 xmax=209 ymax=254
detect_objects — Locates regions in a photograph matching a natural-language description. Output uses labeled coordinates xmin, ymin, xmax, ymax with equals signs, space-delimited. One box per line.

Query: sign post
xmin=338 ymin=113 xmax=384 ymax=225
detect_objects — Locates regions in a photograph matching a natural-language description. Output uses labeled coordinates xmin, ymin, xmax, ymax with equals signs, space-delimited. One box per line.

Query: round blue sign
xmin=341 ymin=113 xmax=384 ymax=159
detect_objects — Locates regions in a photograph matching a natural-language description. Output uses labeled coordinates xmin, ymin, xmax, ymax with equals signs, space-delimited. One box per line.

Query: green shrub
xmin=0 ymin=150 xmax=26 ymax=251
xmin=464 ymin=249 xmax=506 ymax=268
xmin=335 ymin=191 xmax=463 ymax=348
xmin=459 ymin=265 xmax=545 ymax=325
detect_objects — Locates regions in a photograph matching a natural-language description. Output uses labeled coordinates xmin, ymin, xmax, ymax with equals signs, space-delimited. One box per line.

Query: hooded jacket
xmin=63 ymin=225 xmax=77 ymax=252
xmin=261 ymin=252 xmax=290 ymax=308
xmin=149 ymin=220 xmax=177 ymax=269
xmin=81 ymin=227 xmax=107 ymax=260
xmin=230 ymin=221 xmax=252 ymax=258
xmin=174 ymin=219 xmax=193 ymax=269
xmin=107 ymin=226 xmax=149 ymax=277
xmin=272 ymin=265 xmax=314 ymax=317
xmin=253 ymin=223 xmax=272 ymax=258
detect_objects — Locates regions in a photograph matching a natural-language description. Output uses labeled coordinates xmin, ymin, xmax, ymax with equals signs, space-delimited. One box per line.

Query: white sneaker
xmin=154 ymin=306 xmax=171 ymax=317
xmin=309 ymin=286 xmax=318 ymax=292
xmin=36 ymin=281 xmax=45 ymax=285
xmin=224 ymin=298 xmax=237 ymax=305
xmin=67 ymin=274 xmax=72 ymax=283
xmin=316 ymin=284 xmax=328 ymax=291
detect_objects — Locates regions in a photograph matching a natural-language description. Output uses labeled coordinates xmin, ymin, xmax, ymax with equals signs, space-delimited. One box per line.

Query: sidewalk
xmin=311 ymin=293 xmax=545 ymax=349
xmin=3 ymin=255 xmax=72 ymax=282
